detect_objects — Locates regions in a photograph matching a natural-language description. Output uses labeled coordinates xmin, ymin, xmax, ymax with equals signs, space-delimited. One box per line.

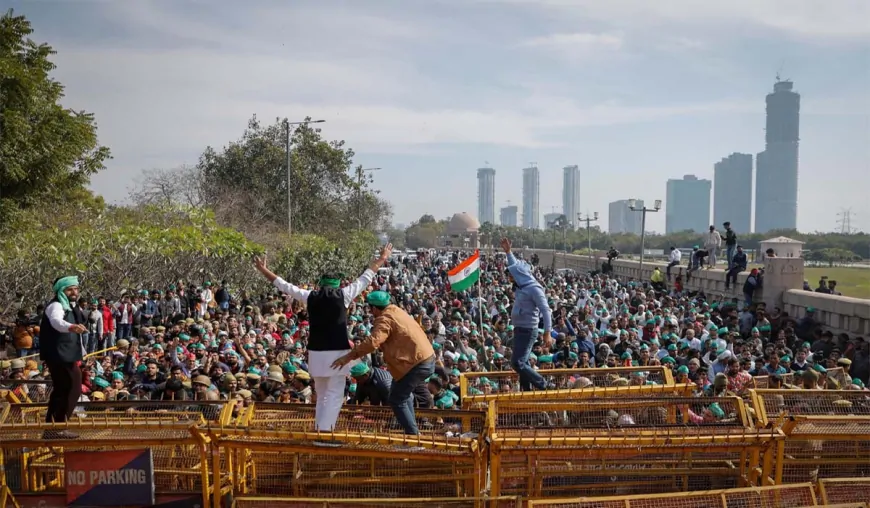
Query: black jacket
xmin=39 ymin=300 xmax=86 ymax=363
xmin=307 ymin=288 xmax=350 ymax=351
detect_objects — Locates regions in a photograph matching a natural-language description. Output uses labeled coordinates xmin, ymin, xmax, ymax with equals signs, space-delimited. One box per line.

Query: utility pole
xmin=577 ymin=212 xmax=599 ymax=255
xmin=357 ymin=167 xmax=381 ymax=230
xmin=284 ymin=118 xmax=325 ymax=236
xmin=628 ymin=199 xmax=662 ymax=274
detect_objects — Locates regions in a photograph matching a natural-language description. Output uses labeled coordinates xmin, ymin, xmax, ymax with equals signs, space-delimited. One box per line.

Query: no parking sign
xmin=65 ymin=449 xmax=155 ymax=506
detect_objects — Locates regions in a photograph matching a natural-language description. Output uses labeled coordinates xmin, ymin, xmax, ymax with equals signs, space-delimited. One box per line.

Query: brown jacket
xmin=352 ymin=305 xmax=434 ymax=381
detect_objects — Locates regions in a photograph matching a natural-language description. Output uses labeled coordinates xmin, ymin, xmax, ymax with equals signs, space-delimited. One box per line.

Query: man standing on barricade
xmin=499 ymin=237 xmax=552 ymax=391
xmin=40 ymin=275 xmax=88 ymax=438
xmin=253 ymin=244 xmax=392 ymax=439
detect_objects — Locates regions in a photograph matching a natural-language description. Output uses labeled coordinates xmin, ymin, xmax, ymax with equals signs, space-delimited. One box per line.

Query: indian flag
xmin=448 ymin=250 xmax=480 ymax=292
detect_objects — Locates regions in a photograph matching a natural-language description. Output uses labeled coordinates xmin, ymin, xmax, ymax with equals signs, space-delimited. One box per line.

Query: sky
xmin=12 ymin=0 xmax=870 ymax=233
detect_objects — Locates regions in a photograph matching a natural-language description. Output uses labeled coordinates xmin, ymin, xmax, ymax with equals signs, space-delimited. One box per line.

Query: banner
xmin=65 ymin=449 xmax=155 ymax=506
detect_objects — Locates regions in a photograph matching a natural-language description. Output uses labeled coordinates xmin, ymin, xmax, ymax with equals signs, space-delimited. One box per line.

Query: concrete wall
xmin=783 ymin=290 xmax=870 ymax=337
xmin=522 ymin=249 xmax=749 ymax=299
xmin=520 ymin=248 xmax=870 ymax=337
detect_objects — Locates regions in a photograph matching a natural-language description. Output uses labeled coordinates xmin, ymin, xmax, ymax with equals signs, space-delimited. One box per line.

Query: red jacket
xmin=101 ymin=306 xmax=115 ymax=333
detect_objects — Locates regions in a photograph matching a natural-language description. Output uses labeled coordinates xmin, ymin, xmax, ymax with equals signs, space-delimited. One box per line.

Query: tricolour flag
xmin=448 ymin=250 xmax=480 ymax=292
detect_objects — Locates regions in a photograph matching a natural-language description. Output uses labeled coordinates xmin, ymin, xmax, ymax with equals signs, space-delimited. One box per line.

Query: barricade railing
xmin=526 ymin=483 xmax=818 ymax=507
xmin=751 ymin=390 xmax=870 ymax=484
xmin=459 ymin=366 xmax=674 ymax=401
xmin=231 ymin=496 xmax=522 ymax=508
xmin=818 ymin=478 xmax=870 ymax=506
xmin=750 ymin=389 xmax=870 ymax=427
xmin=486 ymin=399 xmax=784 ymax=499
xmin=461 ymin=383 xmax=695 ymax=410
xmin=0 ymin=401 xmax=226 ymax=505
xmin=206 ymin=404 xmax=488 ymax=504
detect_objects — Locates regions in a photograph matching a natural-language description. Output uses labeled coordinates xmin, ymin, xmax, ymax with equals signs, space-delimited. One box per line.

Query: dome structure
xmin=446 ymin=213 xmax=480 ymax=236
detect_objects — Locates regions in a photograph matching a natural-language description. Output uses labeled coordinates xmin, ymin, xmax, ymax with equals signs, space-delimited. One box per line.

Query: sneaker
xmin=312 ymin=440 xmax=342 ymax=448
xmin=42 ymin=430 xmax=79 ymax=440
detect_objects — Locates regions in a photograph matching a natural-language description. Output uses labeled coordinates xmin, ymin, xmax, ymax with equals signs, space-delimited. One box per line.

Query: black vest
xmin=39 ymin=300 xmax=85 ymax=363
xmin=306 ymin=287 xmax=350 ymax=351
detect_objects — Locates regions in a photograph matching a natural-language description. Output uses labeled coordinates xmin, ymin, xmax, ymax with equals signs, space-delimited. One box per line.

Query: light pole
xmin=628 ymin=199 xmax=662 ymax=274
xmin=284 ymin=118 xmax=325 ymax=236
xmin=577 ymin=212 xmax=599 ymax=254
xmin=356 ymin=167 xmax=381 ymax=230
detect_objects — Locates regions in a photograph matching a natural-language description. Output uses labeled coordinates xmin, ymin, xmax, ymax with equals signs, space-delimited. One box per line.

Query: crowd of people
xmin=1 ymin=238 xmax=868 ymax=437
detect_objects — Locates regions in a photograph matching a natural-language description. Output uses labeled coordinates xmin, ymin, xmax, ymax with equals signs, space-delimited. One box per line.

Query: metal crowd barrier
xmin=231 ymin=497 xmax=522 ymax=508
xmin=486 ymin=397 xmax=784 ymax=500
xmin=526 ymin=483 xmax=820 ymax=507
xmin=818 ymin=478 xmax=870 ymax=506
xmin=0 ymin=401 xmax=229 ymax=506
xmin=750 ymin=389 xmax=870 ymax=484
xmin=459 ymin=366 xmax=674 ymax=403
xmin=461 ymin=382 xmax=695 ymax=410
xmin=206 ymin=403 xmax=488 ymax=503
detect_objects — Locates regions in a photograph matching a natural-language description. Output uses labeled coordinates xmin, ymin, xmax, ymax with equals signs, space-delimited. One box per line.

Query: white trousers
xmin=307 ymin=350 xmax=354 ymax=432
xmin=312 ymin=375 xmax=347 ymax=431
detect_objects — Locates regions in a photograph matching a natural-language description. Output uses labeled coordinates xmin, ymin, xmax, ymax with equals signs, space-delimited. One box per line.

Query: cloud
xmin=519 ymin=32 xmax=623 ymax=51
xmin=489 ymin=0 xmax=870 ymax=39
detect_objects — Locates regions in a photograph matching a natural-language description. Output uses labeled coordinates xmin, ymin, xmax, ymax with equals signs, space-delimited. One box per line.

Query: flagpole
xmin=477 ymin=249 xmax=484 ymax=333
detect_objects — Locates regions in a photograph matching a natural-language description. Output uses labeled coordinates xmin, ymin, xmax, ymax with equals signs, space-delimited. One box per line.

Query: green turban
xmin=53 ymin=276 xmax=80 ymax=312
xmin=350 ymin=363 xmax=370 ymax=377
xmin=366 ymin=291 xmax=391 ymax=307
xmin=93 ymin=377 xmax=110 ymax=389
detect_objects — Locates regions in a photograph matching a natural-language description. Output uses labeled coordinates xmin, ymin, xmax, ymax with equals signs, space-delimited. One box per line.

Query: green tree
xmin=195 ymin=115 xmax=390 ymax=239
xmin=0 ymin=10 xmax=111 ymax=227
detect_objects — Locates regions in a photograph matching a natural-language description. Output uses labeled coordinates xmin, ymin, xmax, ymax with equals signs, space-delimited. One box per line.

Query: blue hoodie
xmin=506 ymin=252 xmax=552 ymax=331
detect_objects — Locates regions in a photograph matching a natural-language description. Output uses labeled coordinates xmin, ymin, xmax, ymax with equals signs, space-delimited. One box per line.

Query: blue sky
xmin=13 ymin=0 xmax=870 ymax=233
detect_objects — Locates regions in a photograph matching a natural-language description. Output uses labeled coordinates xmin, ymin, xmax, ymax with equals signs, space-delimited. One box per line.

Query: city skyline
xmin=17 ymin=1 xmax=868 ymax=234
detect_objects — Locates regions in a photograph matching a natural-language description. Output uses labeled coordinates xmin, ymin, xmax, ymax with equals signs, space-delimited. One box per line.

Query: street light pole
xmin=628 ymin=199 xmax=662 ymax=274
xmin=577 ymin=212 xmax=599 ymax=254
xmin=285 ymin=118 xmax=325 ymax=236
xmin=356 ymin=167 xmax=381 ymax=230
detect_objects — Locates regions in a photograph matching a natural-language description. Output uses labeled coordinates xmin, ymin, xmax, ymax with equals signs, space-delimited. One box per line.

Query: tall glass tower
xmin=755 ymin=79 xmax=800 ymax=233
xmin=476 ymin=167 xmax=496 ymax=224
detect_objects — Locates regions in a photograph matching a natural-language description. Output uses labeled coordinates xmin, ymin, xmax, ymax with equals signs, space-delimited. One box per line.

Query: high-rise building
xmin=522 ymin=166 xmax=540 ymax=229
xmin=562 ymin=165 xmax=580 ymax=227
xmin=499 ymin=205 xmax=518 ymax=227
xmin=665 ymin=175 xmax=712 ymax=233
xmin=756 ymin=79 xmax=800 ymax=233
xmin=476 ymin=167 xmax=496 ymax=225
xmin=714 ymin=153 xmax=753 ymax=234
xmin=608 ymin=199 xmax=643 ymax=235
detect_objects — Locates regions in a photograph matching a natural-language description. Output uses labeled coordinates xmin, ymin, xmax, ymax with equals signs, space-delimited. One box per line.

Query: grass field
xmin=804 ymin=266 xmax=870 ymax=299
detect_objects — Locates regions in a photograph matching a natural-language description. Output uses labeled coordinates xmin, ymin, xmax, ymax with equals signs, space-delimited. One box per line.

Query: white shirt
xmin=47 ymin=301 xmax=76 ymax=333
xmin=273 ymin=269 xmax=376 ymax=308
xmin=669 ymin=249 xmax=682 ymax=263
xmin=46 ymin=301 xmax=87 ymax=356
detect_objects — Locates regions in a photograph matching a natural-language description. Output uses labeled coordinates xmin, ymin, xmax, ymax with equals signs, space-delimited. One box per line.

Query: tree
xmin=195 ymin=115 xmax=391 ymax=239
xmin=128 ymin=165 xmax=203 ymax=209
xmin=0 ymin=10 xmax=111 ymax=227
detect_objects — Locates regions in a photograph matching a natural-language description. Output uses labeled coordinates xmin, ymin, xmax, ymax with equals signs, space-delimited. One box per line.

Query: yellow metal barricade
xmin=209 ymin=403 xmax=488 ymax=507
xmin=750 ymin=389 xmax=870 ymax=483
xmin=231 ymin=496 xmax=521 ymax=508
xmin=818 ymin=478 xmax=870 ymax=505
xmin=462 ymin=383 xmax=695 ymax=410
xmin=527 ymin=483 xmax=818 ymax=507
xmin=459 ymin=366 xmax=674 ymax=400
xmin=0 ymin=401 xmax=229 ymax=506
xmin=487 ymin=397 xmax=784 ymax=500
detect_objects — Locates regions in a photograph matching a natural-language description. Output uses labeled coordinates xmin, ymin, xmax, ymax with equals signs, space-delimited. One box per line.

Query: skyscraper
xmin=714 ymin=153 xmax=753 ymax=233
xmin=608 ymin=199 xmax=643 ymax=235
xmin=476 ymin=167 xmax=496 ymax=225
xmin=562 ymin=165 xmax=580 ymax=227
xmin=665 ymin=175 xmax=712 ymax=233
xmin=756 ymin=79 xmax=800 ymax=233
xmin=522 ymin=166 xmax=540 ymax=229
xmin=499 ymin=205 xmax=518 ymax=227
